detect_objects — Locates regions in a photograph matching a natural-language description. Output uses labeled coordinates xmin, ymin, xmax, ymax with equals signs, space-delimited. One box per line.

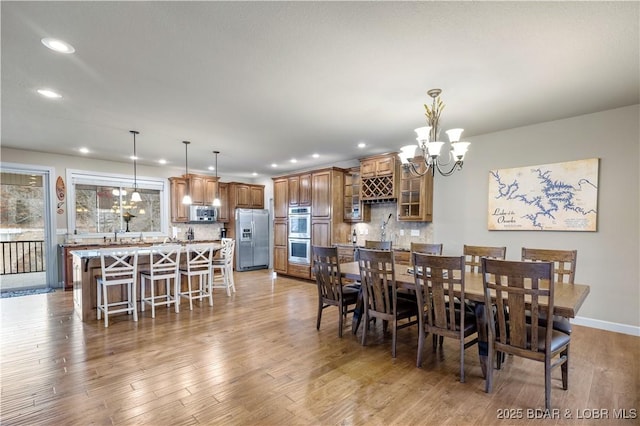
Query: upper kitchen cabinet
xmin=360 ymin=153 xmax=399 ymax=201
xmin=343 ymin=166 xmax=370 ymax=223
xmin=311 ymin=167 xmax=350 ymax=240
xmin=216 ymin=182 xmax=230 ymax=222
xmin=229 ymin=182 xmax=264 ymax=209
xmin=169 ymin=177 xmax=189 ymax=222
xmin=273 ymin=178 xmax=288 ymax=219
xmin=397 ymin=157 xmax=433 ymax=221
xmin=288 ymin=173 xmax=311 ymax=206
xmin=186 ymin=174 xmax=219 ymax=205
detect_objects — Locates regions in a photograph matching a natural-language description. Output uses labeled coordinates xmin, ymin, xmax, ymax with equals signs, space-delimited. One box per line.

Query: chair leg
xmin=545 ymin=358 xmax=552 ymax=411
xmin=187 ymin=275 xmax=193 ymax=310
xmin=391 ymin=319 xmax=397 ymax=358
xmin=131 ymin=281 xmax=138 ymax=322
xmin=338 ymin=304 xmax=344 ymax=338
xmin=361 ymin=310 xmax=368 ymax=346
xmin=150 ymin=278 xmax=156 ymax=318
xmin=485 ymin=341 xmax=494 ymax=393
xmin=417 ymin=327 xmax=425 ymax=367
xmin=561 ymin=345 xmax=569 ymax=390
xmin=224 ymin=268 xmax=231 ymax=297
xmin=140 ymin=277 xmax=146 ymax=313
xmin=97 ymin=281 xmax=102 ymax=320
xmin=459 ymin=338 xmax=465 ymax=383
xmin=229 ymin=265 xmax=236 ymax=293
xmin=316 ymin=299 xmax=323 ymax=331
xmin=174 ymin=277 xmax=180 ymax=313
xmin=103 ymin=282 xmax=109 ymax=327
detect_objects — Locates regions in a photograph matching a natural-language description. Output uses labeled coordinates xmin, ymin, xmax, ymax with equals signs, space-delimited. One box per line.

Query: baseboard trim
xmin=572 ymin=316 xmax=640 ymax=336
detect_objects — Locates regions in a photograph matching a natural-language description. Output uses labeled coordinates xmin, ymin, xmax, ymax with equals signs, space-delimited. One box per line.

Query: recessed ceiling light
xmin=158 ymin=159 xmax=167 ymax=165
xmin=312 ymin=153 xmax=319 ymax=159
xmin=79 ymin=147 xmax=89 ymax=154
xmin=271 ymin=163 xmax=278 ymax=168
xmin=252 ymin=172 xmax=258 ymax=176
xmin=290 ymin=158 xmax=297 ymax=163
xmin=358 ymin=142 xmax=366 ymax=148
xmin=208 ymin=166 xmax=214 ymax=171
xmin=129 ymin=155 xmax=138 ymax=161
xmin=41 ymin=38 xmax=75 ymax=54
xmin=37 ymin=89 xmax=62 ymax=99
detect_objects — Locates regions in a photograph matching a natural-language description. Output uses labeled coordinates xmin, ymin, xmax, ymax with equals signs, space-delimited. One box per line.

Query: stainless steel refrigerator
xmin=235 ymin=208 xmax=270 ymax=271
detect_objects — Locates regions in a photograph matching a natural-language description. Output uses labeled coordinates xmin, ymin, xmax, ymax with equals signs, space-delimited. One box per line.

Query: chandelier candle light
xmin=212 ymin=150 xmax=221 ymax=207
xmin=182 ymin=141 xmax=192 ymax=205
xmin=398 ymin=89 xmax=470 ymax=176
xmin=130 ymin=130 xmax=142 ymax=203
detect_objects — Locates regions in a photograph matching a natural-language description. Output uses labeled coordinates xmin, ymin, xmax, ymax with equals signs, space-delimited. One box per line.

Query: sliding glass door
xmin=0 ymin=164 xmax=57 ymax=292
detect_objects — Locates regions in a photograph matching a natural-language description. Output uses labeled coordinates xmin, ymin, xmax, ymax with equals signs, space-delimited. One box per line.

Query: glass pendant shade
xmin=446 ymin=128 xmax=464 ymax=143
xmin=130 ymin=130 xmax=141 ymax=203
xmin=399 ymin=145 xmax=417 ymax=164
xmin=131 ymin=191 xmax=142 ymax=202
xmin=452 ymin=141 xmax=470 ymax=160
xmin=212 ymin=150 xmax=221 ymax=207
xmin=182 ymin=194 xmax=192 ymax=205
xmin=426 ymin=141 xmax=444 ymax=157
xmin=414 ymin=126 xmax=431 ymax=144
xmin=212 ymin=197 xmax=221 ymax=207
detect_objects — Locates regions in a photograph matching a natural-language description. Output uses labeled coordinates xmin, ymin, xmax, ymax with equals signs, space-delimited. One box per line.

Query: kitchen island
xmin=70 ymin=242 xmax=222 ymax=322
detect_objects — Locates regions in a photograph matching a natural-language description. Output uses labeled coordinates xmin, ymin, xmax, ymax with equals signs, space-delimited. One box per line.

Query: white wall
xmin=433 ymin=105 xmax=639 ymax=333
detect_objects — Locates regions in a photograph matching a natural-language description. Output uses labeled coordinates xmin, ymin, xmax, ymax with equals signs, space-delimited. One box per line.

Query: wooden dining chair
xmin=312 ymin=246 xmax=359 ymax=337
xmin=364 ymin=240 xmax=392 ymax=250
xmin=211 ymin=239 xmax=236 ymax=296
xmin=522 ymin=248 xmax=577 ymax=335
xmin=412 ymin=253 xmax=478 ymax=380
xmin=357 ymin=248 xmax=418 ymax=358
xmin=463 ymin=245 xmax=506 ymax=273
xmin=481 ymin=258 xmax=570 ymax=411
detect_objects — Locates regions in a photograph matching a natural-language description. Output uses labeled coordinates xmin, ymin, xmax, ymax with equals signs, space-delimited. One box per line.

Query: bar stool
xmin=96 ymin=247 xmax=139 ymax=327
xmin=140 ymin=244 xmax=182 ymax=318
xmin=179 ymin=243 xmax=215 ymax=310
xmin=211 ymin=239 xmax=236 ymax=296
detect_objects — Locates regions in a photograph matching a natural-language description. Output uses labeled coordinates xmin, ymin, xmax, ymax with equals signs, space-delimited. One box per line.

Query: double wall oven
xmin=288 ymin=206 xmax=311 ymax=264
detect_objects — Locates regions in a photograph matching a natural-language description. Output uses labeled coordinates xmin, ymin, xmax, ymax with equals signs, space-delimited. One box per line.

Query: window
xmin=67 ymin=170 xmax=168 ymax=237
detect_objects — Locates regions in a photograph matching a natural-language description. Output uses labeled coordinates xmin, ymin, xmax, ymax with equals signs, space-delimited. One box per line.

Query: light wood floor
xmin=1 ymin=270 xmax=638 ymax=425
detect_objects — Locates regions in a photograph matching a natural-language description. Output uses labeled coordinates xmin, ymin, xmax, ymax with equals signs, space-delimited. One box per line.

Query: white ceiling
xmin=2 ymin=1 xmax=638 ymax=179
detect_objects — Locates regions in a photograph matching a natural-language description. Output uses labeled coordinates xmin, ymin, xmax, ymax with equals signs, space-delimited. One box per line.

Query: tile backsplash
xmin=349 ymin=203 xmax=433 ymax=250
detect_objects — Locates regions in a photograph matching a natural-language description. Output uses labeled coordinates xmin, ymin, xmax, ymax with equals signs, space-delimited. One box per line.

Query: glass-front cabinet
xmin=343 ymin=167 xmax=370 ymax=223
xmin=397 ymin=160 xmax=433 ymax=222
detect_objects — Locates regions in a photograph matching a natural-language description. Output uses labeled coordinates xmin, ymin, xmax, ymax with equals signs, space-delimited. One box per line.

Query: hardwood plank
xmin=1 ymin=270 xmax=637 ymax=425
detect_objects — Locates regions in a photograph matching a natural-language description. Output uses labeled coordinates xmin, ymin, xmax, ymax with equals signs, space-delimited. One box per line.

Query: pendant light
xmin=182 ymin=141 xmax=192 ymax=205
xmin=212 ymin=150 xmax=221 ymax=207
xmin=130 ymin=130 xmax=142 ymax=202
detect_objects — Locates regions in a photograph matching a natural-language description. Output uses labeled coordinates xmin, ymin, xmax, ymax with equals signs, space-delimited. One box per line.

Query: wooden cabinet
xmin=217 ymin=182 xmax=229 ymax=222
xmin=311 ymin=170 xmax=332 ymax=219
xmin=360 ymin=153 xmax=398 ymax=201
xmin=273 ymin=178 xmax=288 ymax=219
xmin=287 ymin=173 xmax=311 ymax=207
xmin=187 ymin=174 xmax=218 ymax=205
xmin=169 ymin=177 xmax=189 ymax=222
xmin=273 ymin=221 xmax=288 ymax=274
xmin=230 ymin=183 xmax=264 ymax=209
xmin=397 ymin=158 xmax=433 ymax=222
xmin=344 ymin=167 xmax=370 ymax=223
xmin=361 ymin=154 xmax=395 ymax=178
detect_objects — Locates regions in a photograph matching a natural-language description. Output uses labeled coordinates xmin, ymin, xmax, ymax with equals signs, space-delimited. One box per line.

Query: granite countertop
xmin=61 ymin=239 xmax=220 ymax=248
xmin=333 ymin=243 xmax=409 ymax=252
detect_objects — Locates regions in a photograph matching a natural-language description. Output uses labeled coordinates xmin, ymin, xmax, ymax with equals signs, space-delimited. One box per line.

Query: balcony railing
xmin=1 ymin=240 xmax=46 ymax=275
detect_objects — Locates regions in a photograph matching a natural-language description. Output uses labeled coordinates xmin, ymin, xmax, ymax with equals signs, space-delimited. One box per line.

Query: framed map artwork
xmin=488 ymin=158 xmax=599 ymax=231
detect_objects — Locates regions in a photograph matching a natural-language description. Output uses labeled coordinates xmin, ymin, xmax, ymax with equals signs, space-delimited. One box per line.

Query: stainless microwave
xmin=189 ymin=205 xmax=217 ymax=222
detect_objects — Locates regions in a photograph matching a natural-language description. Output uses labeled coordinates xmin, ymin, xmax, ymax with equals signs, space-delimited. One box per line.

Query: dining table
xmin=339 ymin=260 xmax=591 ymax=375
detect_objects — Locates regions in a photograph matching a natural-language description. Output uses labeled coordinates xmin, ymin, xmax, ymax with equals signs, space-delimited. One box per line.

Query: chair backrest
xmin=220 ymin=239 xmax=235 ymax=266
xmin=410 ymin=242 xmax=443 ymax=256
xmin=184 ymin=243 xmax=215 ymax=273
xmin=364 ymin=240 xmax=392 ymax=250
xmin=482 ymin=258 xmax=555 ymax=356
xmin=521 ymin=248 xmax=577 ymax=284
xmin=221 ymin=237 xmax=233 ymax=246
xmin=312 ymin=246 xmax=344 ymax=303
xmin=147 ymin=244 xmax=181 ymax=278
xmin=412 ymin=253 xmax=466 ymax=334
xmin=463 ymin=245 xmax=506 ymax=273
xmin=357 ymin=248 xmax=396 ymax=319
xmin=99 ymin=247 xmax=139 ymax=285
